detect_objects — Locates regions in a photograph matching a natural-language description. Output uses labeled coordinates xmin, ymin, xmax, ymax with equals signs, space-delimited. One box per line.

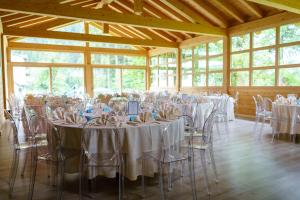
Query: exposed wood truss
xmin=0 ymin=0 xmax=225 ymax=36
xmin=246 ymin=0 xmax=300 ymax=15
xmin=2 ymin=26 xmax=178 ymax=48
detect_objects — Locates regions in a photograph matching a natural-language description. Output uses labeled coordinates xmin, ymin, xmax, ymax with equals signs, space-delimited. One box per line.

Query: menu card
xmin=128 ymin=101 xmax=139 ymax=115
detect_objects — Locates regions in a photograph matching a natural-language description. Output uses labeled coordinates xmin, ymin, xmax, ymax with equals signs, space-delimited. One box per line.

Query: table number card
xmin=128 ymin=101 xmax=139 ymax=115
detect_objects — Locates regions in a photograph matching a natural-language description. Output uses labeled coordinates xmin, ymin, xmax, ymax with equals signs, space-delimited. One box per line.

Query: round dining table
xmin=49 ymin=118 xmax=184 ymax=181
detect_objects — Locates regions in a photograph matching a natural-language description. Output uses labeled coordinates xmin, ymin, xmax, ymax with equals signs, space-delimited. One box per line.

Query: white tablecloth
xmin=202 ymin=96 xmax=235 ymax=121
xmin=176 ymin=102 xmax=213 ymax=130
xmin=272 ymin=103 xmax=300 ymax=135
xmin=51 ymin=118 xmax=184 ymax=181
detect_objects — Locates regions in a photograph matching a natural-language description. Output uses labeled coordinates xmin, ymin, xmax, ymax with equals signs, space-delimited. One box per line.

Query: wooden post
xmin=0 ymin=19 xmax=7 ymax=111
xmin=176 ymin=48 xmax=181 ymax=92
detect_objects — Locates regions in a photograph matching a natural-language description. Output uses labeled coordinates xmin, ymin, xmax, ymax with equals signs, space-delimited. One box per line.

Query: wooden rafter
xmin=159 ymin=0 xmax=213 ymax=25
xmin=245 ymin=0 xmax=300 ymax=14
xmin=181 ymin=0 xmax=228 ymax=28
xmin=2 ymin=27 xmax=178 ymax=48
xmin=0 ymin=0 xmax=225 ymax=36
xmin=210 ymin=0 xmax=245 ymax=23
xmin=237 ymin=0 xmax=264 ymax=18
xmin=1 ymin=13 xmax=30 ymax=23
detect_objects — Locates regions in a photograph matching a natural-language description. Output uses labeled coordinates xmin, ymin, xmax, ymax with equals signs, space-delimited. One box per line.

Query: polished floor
xmin=0 ymin=119 xmax=300 ymax=200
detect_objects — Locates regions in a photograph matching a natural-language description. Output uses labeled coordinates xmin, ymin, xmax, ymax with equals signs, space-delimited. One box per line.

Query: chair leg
xmin=141 ymin=156 xmax=146 ymax=198
xmin=224 ymin=116 xmax=230 ymax=136
xmin=21 ymin=151 xmax=29 ymax=177
xmin=209 ymin=147 xmax=218 ymax=183
xmin=118 ymin=166 xmax=122 ymax=200
xmin=57 ymin=160 xmax=65 ymax=200
xmin=200 ymin=151 xmax=210 ymax=196
xmin=9 ymin=150 xmax=20 ymax=198
xmin=188 ymin=156 xmax=197 ymax=200
xmin=215 ymin=122 xmax=221 ymax=137
xmin=259 ymin=117 xmax=265 ymax=139
xmin=79 ymin=151 xmax=84 ymax=200
xmin=167 ymin=163 xmax=172 ymax=191
xmin=28 ymin=147 xmax=38 ymax=200
xmin=158 ymin=161 xmax=165 ymax=200
xmin=253 ymin=115 xmax=259 ymax=134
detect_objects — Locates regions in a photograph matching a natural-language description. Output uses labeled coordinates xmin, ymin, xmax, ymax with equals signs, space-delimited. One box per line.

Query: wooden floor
xmin=0 ymin=119 xmax=300 ymax=200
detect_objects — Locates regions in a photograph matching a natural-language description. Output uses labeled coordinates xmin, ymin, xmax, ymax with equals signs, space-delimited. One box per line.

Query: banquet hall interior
xmin=0 ymin=0 xmax=300 ymax=200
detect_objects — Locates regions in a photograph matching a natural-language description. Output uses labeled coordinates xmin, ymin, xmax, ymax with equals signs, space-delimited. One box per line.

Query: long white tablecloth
xmin=272 ymin=103 xmax=300 ymax=135
xmin=202 ymin=96 xmax=235 ymax=121
xmin=51 ymin=118 xmax=184 ymax=181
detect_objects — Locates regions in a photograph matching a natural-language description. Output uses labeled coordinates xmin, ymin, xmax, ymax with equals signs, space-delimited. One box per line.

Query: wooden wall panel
xmin=228 ymin=87 xmax=300 ymax=117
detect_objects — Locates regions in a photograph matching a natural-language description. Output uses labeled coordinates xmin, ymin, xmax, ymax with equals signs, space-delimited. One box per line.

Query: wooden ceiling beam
xmin=1 ymin=13 xmax=30 ymax=23
xmin=159 ymin=0 xmax=213 ymax=25
xmin=8 ymin=42 xmax=147 ymax=56
xmin=5 ymin=16 xmax=45 ymax=27
xmin=125 ymin=0 xmax=192 ymax=40
xmin=108 ymin=1 xmax=179 ymax=42
xmin=210 ymin=0 xmax=245 ymax=23
xmin=3 ymin=26 xmax=178 ymax=47
xmin=0 ymin=0 xmax=225 ymax=36
xmin=246 ymin=0 xmax=300 ymax=14
xmin=238 ymin=0 xmax=264 ymax=18
xmin=18 ymin=17 xmax=55 ymax=28
xmin=182 ymin=0 xmax=229 ymax=28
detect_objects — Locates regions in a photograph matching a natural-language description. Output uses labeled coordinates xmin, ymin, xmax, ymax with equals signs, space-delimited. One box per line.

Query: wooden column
xmin=146 ymin=51 xmax=150 ymax=90
xmin=176 ymin=48 xmax=181 ymax=92
xmin=224 ymin=35 xmax=230 ymax=93
xmin=0 ymin=19 xmax=7 ymax=110
xmin=84 ymin=22 xmax=93 ymax=97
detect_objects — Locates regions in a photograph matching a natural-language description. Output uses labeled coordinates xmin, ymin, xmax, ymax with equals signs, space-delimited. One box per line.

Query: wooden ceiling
xmin=0 ymin=0 xmax=294 ymax=48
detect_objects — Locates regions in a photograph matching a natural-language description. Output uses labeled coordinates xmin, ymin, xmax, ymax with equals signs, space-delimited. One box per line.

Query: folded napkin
xmin=64 ymin=112 xmax=86 ymax=124
xmin=53 ymin=107 xmax=65 ymax=120
xmin=157 ymin=107 xmax=180 ymax=120
xmin=139 ymin=111 xmax=153 ymax=123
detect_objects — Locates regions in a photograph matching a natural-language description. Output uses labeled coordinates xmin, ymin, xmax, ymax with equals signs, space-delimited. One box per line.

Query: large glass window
xmin=122 ymin=69 xmax=146 ymax=92
xmin=150 ymin=52 xmax=177 ymax=89
xmin=91 ymin=54 xmax=146 ymax=66
xmin=52 ymin=67 xmax=84 ymax=96
xmin=181 ymin=39 xmax=224 ymax=87
xmin=253 ymin=28 xmax=276 ymax=48
xmin=230 ymin=23 xmax=300 ymax=87
xmin=13 ymin=67 xmax=50 ymax=97
xmin=11 ymin=50 xmax=84 ymax=64
xmin=280 ymin=23 xmax=300 ymax=44
xmin=93 ymin=68 xmax=121 ymax=94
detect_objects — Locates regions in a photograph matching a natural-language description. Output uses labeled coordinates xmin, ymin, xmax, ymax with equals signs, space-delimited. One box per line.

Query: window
xmin=11 ymin=50 xmax=84 ymax=64
xmin=181 ymin=39 xmax=224 ymax=87
xmin=13 ymin=67 xmax=50 ymax=97
xmin=52 ymin=67 xmax=84 ymax=96
xmin=55 ymin=22 xmax=85 ymax=33
xmin=231 ymin=33 xmax=250 ymax=52
xmin=252 ymin=69 xmax=275 ymax=86
xmin=279 ymin=67 xmax=300 ymax=86
xmin=231 ymin=71 xmax=249 ymax=86
xmin=279 ymin=45 xmax=300 ymax=65
xmin=93 ymin=68 xmax=121 ymax=94
xmin=280 ymin=23 xmax=300 ymax=44
xmin=253 ymin=49 xmax=275 ymax=67
xmin=16 ymin=37 xmax=85 ymax=46
xmin=231 ymin=53 xmax=249 ymax=69
xmin=229 ymin=25 xmax=300 ymax=87
xmin=150 ymin=52 xmax=177 ymax=89
xmin=253 ymin=28 xmax=276 ymax=48
xmin=91 ymin=54 xmax=146 ymax=66
xmin=122 ymin=69 xmax=146 ymax=92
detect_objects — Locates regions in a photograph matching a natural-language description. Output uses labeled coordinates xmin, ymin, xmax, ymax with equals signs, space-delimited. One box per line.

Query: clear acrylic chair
xmin=215 ymin=96 xmax=230 ymax=136
xmin=192 ymin=109 xmax=218 ymax=196
xmin=4 ymin=110 xmax=49 ymax=199
xmin=253 ymin=95 xmax=265 ymax=134
xmin=141 ymin=117 xmax=197 ymax=200
xmin=79 ymin=117 xmax=124 ymax=200
xmin=258 ymin=97 xmax=273 ymax=138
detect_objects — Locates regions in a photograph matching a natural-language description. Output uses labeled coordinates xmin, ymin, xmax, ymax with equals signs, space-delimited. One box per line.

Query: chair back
xmin=81 ymin=117 xmax=122 ymax=162
xmin=4 ymin=110 xmax=20 ymax=147
xmin=263 ymin=97 xmax=273 ymax=112
xmin=202 ymin=109 xmax=218 ymax=145
xmin=253 ymin=96 xmax=263 ymax=115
